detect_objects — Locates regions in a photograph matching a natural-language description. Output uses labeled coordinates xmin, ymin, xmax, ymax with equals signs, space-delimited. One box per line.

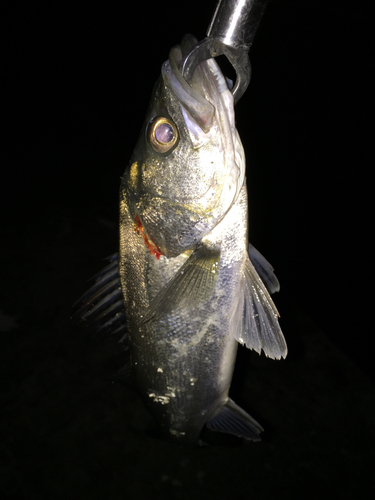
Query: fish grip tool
xmin=181 ymin=0 xmax=268 ymax=104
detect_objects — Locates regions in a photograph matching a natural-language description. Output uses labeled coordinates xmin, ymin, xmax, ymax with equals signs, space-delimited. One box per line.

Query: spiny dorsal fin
xmin=74 ymin=253 xmax=127 ymax=341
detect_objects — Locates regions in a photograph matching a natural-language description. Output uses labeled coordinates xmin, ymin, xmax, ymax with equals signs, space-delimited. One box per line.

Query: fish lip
xmin=134 ymin=212 xmax=164 ymax=259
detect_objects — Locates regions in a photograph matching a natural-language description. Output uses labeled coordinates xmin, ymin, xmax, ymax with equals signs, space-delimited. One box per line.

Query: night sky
xmin=2 ymin=0 xmax=374 ymax=498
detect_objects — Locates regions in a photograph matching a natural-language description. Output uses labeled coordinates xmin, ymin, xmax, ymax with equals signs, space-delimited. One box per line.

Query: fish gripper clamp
xmin=181 ymin=0 xmax=268 ymax=104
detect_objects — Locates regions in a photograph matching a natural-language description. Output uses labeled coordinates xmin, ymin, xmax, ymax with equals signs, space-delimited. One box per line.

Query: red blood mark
xmin=134 ymin=214 xmax=162 ymax=260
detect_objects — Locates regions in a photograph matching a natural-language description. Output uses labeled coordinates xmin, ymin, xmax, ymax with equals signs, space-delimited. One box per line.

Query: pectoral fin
xmin=141 ymin=246 xmax=220 ymax=323
xmin=232 ymin=258 xmax=287 ymax=360
xmin=206 ymin=397 xmax=263 ymax=441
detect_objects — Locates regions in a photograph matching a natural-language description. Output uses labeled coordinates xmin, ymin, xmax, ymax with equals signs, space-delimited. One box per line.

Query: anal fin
xmin=206 ymin=397 xmax=263 ymax=441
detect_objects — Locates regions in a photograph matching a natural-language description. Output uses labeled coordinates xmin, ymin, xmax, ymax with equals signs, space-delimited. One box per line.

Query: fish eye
xmin=148 ymin=117 xmax=178 ymax=153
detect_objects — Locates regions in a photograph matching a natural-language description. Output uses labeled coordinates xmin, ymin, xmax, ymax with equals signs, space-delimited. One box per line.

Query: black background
xmin=1 ymin=1 xmax=374 ymax=498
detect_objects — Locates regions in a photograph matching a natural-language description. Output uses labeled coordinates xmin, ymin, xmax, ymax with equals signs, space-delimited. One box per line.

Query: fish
xmin=77 ymin=34 xmax=287 ymax=445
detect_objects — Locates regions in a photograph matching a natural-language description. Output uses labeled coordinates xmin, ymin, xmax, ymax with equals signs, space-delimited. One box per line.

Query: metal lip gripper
xmin=181 ymin=0 xmax=268 ymax=103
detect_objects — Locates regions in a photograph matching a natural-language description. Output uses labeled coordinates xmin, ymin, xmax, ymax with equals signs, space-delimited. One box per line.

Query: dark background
xmin=1 ymin=1 xmax=374 ymax=498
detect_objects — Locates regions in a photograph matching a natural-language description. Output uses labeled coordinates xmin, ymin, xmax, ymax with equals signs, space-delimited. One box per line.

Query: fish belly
xmin=119 ymin=185 xmax=249 ymax=443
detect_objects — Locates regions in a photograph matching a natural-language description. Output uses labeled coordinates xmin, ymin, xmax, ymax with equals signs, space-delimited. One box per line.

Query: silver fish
xmin=118 ymin=34 xmax=286 ymax=444
xmin=77 ymin=34 xmax=287 ymax=445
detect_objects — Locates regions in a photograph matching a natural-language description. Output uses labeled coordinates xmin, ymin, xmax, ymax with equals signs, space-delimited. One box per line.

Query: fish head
xmin=122 ymin=34 xmax=245 ymax=258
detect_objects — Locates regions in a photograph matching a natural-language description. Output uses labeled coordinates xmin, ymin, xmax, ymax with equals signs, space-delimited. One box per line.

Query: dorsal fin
xmin=74 ymin=253 xmax=127 ymax=343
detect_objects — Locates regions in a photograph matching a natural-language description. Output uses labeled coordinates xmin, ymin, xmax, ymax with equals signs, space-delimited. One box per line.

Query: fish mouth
xmin=162 ymin=39 xmax=215 ymax=136
xmin=134 ymin=214 xmax=163 ymax=260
